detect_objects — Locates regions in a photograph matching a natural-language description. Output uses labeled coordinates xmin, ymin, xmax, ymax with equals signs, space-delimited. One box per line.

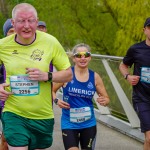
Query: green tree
xmin=2 ymin=0 xmax=149 ymax=56
xmin=1 ymin=0 xmax=118 ymax=54
xmin=34 ymin=0 xmax=118 ymax=54
xmin=103 ymin=0 xmax=150 ymax=56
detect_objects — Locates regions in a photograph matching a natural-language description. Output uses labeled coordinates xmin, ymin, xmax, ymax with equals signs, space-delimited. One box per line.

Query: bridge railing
xmin=91 ymin=54 xmax=140 ymax=127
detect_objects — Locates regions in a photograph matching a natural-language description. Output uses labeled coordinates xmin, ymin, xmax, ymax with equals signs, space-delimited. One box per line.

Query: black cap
xmin=144 ymin=17 xmax=150 ymax=28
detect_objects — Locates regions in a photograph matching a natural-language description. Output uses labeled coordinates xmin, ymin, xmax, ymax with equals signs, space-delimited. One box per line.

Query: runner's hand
xmin=0 ymin=83 xmax=13 ymax=101
xmin=97 ymin=94 xmax=109 ymax=107
xmin=127 ymin=75 xmax=140 ymax=85
xmin=26 ymin=68 xmax=48 ymax=81
xmin=57 ymin=99 xmax=70 ymax=109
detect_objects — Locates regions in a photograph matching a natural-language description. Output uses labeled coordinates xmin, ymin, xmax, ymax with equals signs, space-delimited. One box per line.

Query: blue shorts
xmin=2 ymin=112 xmax=54 ymax=150
xmin=134 ymin=102 xmax=150 ymax=133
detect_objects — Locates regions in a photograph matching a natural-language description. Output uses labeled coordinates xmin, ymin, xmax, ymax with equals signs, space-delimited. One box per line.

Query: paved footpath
xmin=0 ymin=105 xmax=143 ymax=150
xmin=51 ymin=105 xmax=143 ymax=150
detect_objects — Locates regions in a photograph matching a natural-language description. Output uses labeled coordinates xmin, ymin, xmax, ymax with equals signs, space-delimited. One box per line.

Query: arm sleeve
xmin=52 ymin=40 xmax=71 ymax=71
xmin=123 ymin=46 xmax=134 ymax=67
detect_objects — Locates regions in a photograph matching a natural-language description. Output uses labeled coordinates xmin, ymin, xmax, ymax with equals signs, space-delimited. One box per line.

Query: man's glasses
xmin=73 ymin=52 xmax=91 ymax=58
xmin=16 ymin=18 xmax=37 ymax=25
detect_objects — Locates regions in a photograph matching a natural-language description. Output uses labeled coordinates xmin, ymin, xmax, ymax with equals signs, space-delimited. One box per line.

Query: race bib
xmin=10 ymin=75 xmax=39 ymax=96
xmin=141 ymin=67 xmax=150 ymax=83
xmin=70 ymin=107 xmax=91 ymax=123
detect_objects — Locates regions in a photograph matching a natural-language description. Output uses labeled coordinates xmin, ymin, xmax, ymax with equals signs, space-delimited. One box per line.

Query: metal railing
xmin=90 ymin=54 xmax=140 ymax=128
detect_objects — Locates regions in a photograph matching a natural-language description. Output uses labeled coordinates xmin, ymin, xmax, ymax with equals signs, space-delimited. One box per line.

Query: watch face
xmin=48 ymin=72 xmax=52 ymax=82
xmin=54 ymin=98 xmax=58 ymax=104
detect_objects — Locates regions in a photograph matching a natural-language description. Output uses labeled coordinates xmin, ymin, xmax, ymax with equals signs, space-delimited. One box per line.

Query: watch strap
xmin=124 ymin=74 xmax=129 ymax=79
xmin=48 ymin=72 xmax=52 ymax=82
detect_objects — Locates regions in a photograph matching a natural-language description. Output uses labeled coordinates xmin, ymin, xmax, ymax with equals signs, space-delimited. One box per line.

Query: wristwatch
xmin=124 ymin=74 xmax=129 ymax=80
xmin=48 ymin=72 xmax=52 ymax=82
xmin=54 ymin=98 xmax=59 ymax=105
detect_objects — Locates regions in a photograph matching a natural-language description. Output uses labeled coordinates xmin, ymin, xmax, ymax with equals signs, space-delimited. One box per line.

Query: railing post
xmin=102 ymin=59 xmax=140 ymax=128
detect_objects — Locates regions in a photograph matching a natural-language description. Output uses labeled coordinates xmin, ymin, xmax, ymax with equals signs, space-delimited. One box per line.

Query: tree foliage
xmin=34 ymin=0 xmax=118 ymax=54
xmin=0 ymin=0 xmax=150 ymax=56
xmin=103 ymin=0 xmax=150 ymax=56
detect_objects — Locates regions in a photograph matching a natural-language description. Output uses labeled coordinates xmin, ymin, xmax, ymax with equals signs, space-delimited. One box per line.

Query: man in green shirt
xmin=0 ymin=3 xmax=72 ymax=150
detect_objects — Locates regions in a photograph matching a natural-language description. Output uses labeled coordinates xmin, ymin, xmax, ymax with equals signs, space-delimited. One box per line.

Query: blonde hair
xmin=72 ymin=43 xmax=91 ymax=54
xmin=12 ymin=3 xmax=38 ymax=19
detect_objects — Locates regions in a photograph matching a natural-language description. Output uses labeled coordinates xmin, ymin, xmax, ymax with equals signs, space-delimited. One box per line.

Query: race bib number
xmin=141 ymin=67 xmax=150 ymax=83
xmin=70 ymin=107 xmax=91 ymax=123
xmin=10 ymin=75 xmax=39 ymax=96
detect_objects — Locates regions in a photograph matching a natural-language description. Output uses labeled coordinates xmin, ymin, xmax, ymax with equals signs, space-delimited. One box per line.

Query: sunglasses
xmin=73 ymin=52 xmax=91 ymax=58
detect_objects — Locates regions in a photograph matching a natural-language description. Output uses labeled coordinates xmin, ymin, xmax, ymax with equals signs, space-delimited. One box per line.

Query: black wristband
xmin=124 ymin=74 xmax=129 ymax=80
xmin=54 ymin=98 xmax=59 ymax=105
xmin=48 ymin=72 xmax=52 ymax=82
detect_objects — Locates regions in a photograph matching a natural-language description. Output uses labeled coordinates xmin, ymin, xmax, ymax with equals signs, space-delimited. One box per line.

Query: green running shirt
xmin=0 ymin=31 xmax=70 ymax=119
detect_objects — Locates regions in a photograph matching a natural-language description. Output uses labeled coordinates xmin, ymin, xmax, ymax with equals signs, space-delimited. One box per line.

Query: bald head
xmin=12 ymin=3 xmax=38 ymax=19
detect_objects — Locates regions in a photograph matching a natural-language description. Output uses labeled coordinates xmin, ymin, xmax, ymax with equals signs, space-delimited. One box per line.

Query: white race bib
xmin=141 ymin=67 xmax=150 ymax=83
xmin=10 ymin=75 xmax=39 ymax=96
xmin=70 ymin=107 xmax=91 ymax=123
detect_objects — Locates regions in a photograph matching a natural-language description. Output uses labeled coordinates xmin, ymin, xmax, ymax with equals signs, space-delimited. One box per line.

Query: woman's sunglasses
xmin=73 ymin=52 xmax=91 ymax=58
